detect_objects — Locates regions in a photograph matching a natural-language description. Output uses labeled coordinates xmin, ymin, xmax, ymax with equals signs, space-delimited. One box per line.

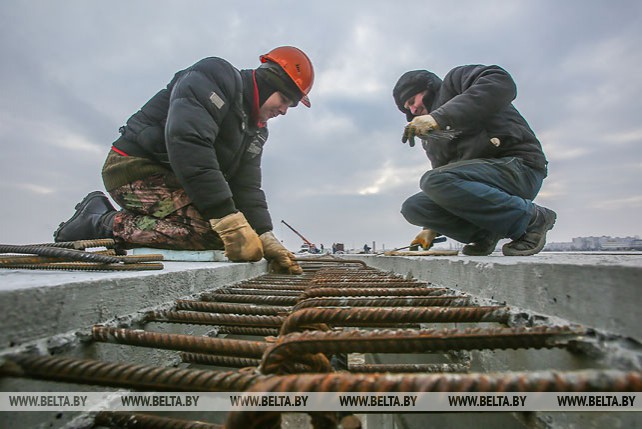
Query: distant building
xmin=545 ymin=236 xmax=642 ymax=251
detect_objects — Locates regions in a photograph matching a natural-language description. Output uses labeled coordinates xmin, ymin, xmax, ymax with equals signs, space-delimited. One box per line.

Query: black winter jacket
xmin=114 ymin=57 xmax=272 ymax=234
xmin=418 ymin=65 xmax=547 ymax=173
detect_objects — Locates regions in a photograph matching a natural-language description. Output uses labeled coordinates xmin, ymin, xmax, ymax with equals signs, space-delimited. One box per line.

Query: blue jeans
xmin=401 ymin=157 xmax=546 ymax=243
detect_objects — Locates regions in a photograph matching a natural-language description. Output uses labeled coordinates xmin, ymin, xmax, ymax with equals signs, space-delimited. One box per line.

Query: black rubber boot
xmin=53 ymin=191 xmax=117 ymax=242
xmin=462 ymin=232 xmax=501 ymax=256
xmin=502 ymin=205 xmax=557 ymax=256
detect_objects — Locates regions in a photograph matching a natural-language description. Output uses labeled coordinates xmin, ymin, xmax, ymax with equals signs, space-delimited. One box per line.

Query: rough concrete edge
xmin=351 ymin=255 xmax=642 ymax=340
xmin=0 ymin=262 xmax=267 ymax=350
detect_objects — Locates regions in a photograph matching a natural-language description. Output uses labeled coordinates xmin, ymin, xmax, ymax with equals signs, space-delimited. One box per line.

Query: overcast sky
xmin=1 ymin=0 xmax=641 ymax=251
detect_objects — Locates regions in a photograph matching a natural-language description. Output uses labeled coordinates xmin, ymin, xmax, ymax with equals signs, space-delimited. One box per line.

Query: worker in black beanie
xmin=392 ymin=65 xmax=556 ymax=257
xmin=54 ymin=46 xmax=314 ymax=274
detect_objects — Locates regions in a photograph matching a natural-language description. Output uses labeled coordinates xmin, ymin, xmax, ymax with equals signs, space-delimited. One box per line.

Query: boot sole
xmin=502 ymin=210 xmax=557 ymax=256
xmin=53 ymin=191 xmax=108 ymax=242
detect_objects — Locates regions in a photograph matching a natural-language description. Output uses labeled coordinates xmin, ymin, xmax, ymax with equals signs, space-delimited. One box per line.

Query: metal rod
xmin=92 ymin=326 xmax=267 ymax=358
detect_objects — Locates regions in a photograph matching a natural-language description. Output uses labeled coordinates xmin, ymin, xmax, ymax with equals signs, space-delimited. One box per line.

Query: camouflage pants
xmin=109 ymin=173 xmax=223 ymax=250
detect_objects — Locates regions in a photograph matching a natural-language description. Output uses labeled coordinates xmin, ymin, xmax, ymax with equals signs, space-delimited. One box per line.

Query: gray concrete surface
xmin=348 ymin=252 xmax=642 ymax=341
xmin=0 ymin=261 xmax=267 ymax=349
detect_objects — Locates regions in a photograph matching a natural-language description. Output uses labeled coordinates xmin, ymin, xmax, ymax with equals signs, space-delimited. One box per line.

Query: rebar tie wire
xmin=259 ymin=326 xmax=584 ymax=374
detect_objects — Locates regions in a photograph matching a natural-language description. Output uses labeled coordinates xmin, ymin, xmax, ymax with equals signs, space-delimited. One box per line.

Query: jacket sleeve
xmin=429 ymin=65 xmax=517 ymax=132
xmin=165 ymin=65 xmax=237 ymax=219
xmin=228 ymin=131 xmax=273 ymax=235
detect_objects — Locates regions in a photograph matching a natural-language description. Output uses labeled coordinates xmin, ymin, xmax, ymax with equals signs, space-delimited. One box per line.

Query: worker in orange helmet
xmin=53 ymin=46 xmax=314 ymax=274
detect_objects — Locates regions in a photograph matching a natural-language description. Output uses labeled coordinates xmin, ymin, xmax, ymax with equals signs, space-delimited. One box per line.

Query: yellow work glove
xmin=259 ymin=231 xmax=303 ymax=274
xmin=410 ymin=229 xmax=438 ymax=250
xmin=402 ymin=114 xmax=439 ymax=147
xmin=209 ymin=212 xmax=263 ymax=262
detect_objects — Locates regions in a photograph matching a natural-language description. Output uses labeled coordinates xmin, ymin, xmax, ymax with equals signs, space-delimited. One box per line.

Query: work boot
xmin=462 ymin=232 xmax=501 ymax=256
xmin=502 ymin=205 xmax=557 ymax=256
xmin=54 ymin=191 xmax=117 ymax=242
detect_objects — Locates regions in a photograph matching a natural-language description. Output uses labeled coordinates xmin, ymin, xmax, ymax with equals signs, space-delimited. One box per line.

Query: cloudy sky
xmin=1 ymin=0 xmax=641 ymax=251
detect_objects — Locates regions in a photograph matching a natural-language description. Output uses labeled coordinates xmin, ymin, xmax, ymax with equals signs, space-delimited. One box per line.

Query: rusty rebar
xmin=232 ymin=283 xmax=309 ymax=291
xmin=175 ymin=300 xmax=290 ymax=316
xmin=0 ymin=262 xmax=164 ymax=271
xmin=225 ymin=370 xmax=642 ymax=429
xmin=29 ymin=238 xmax=117 ymax=250
xmin=0 ymin=244 xmax=120 ymax=263
xmin=0 ymin=355 xmax=266 ymax=391
xmin=348 ymin=363 xmax=470 ymax=373
xmin=280 ymin=306 xmax=510 ymax=335
xmin=92 ymin=326 xmax=267 ymax=358
xmin=294 ymin=257 xmax=368 ymax=267
xmin=200 ymin=293 xmax=298 ymax=306
xmin=292 ymin=296 xmax=470 ymax=310
xmin=297 ymin=287 xmax=449 ymax=301
xmin=146 ymin=311 xmax=285 ymax=328
xmin=180 ymin=353 xmax=261 ymax=368
xmin=309 ymin=281 xmax=430 ymax=288
xmin=261 ymin=326 xmax=582 ymax=374
xmin=214 ymin=288 xmax=301 ymax=297
xmin=94 ymin=411 xmax=223 ymax=429
xmin=217 ymin=327 xmax=280 ymax=337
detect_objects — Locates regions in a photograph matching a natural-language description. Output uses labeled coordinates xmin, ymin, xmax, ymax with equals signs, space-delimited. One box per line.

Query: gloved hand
xmin=259 ymin=231 xmax=303 ymax=274
xmin=410 ymin=228 xmax=439 ymax=250
xmin=402 ymin=114 xmax=439 ymax=147
xmin=209 ymin=212 xmax=263 ymax=262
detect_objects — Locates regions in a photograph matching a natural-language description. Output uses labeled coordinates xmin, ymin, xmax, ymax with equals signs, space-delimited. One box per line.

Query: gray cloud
xmin=1 ymin=0 xmax=641 ymax=250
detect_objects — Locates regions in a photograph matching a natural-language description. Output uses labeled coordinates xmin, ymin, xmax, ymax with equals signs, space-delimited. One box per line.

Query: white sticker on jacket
xmin=209 ymin=91 xmax=225 ymax=109
xmin=247 ymin=141 xmax=263 ymax=157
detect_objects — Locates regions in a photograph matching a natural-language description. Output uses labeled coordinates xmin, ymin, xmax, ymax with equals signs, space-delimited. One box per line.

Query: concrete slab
xmin=347 ymin=252 xmax=642 ymax=340
xmin=0 ymin=261 xmax=267 ymax=348
xmin=131 ymin=248 xmax=227 ymax=262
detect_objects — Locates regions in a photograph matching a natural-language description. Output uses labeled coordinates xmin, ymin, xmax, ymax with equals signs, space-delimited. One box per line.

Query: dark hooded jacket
xmin=394 ymin=65 xmax=547 ymax=173
xmin=113 ymin=57 xmax=272 ymax=234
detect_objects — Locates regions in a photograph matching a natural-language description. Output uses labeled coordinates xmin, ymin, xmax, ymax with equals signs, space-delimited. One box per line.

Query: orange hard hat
xmin=260 ymin=46 xmax=314 ymax=107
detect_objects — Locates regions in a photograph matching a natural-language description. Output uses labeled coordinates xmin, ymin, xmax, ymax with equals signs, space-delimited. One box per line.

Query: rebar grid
xmin=94 ymin=411 xmax=223 ymax=429
xmin=92 ymin=326 xmax=267 ymax=358
xmin=279 ymin=306 xmax=510 ymax=335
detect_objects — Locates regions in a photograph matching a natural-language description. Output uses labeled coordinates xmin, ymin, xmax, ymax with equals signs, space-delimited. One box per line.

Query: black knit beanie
xmin=254 ymin=68 xmax=279 ymax=106
xmin=393 ymin=70 xmax=442 ymax=121
xmin=255 ymin=62 xmax=303 ymax=106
